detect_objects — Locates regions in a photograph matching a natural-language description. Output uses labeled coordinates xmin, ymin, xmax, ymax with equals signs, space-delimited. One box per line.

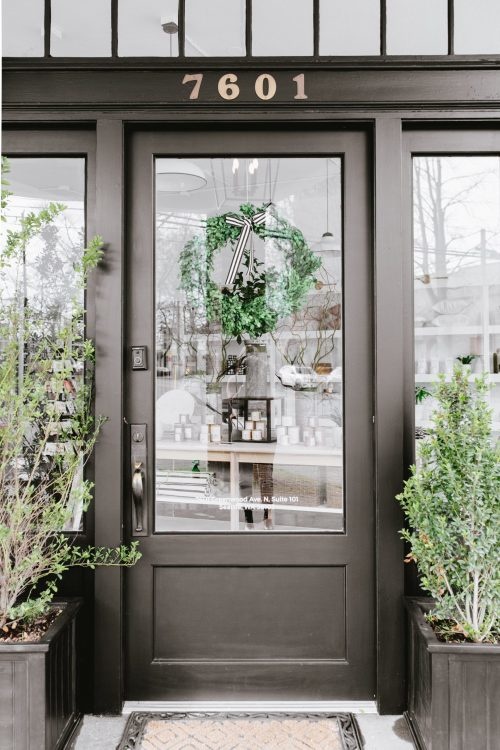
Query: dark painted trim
xmin=4 ymin=56 xmax=500 ymax=71
xmin=4 ymin=69 xmax=500 ymax=114
xmin=380 ymin=0 xmax=387 ymax=56
xmin=374 ymin=118 xmax=406 ymax=714
xmin=93 ymin=120 xmax=125 ymax=713
xmin=43 ymin=0 xmax=51 ymax=58
xmin=313 ymin=0 xmax=320 ymax=59
xmin=447 ymin=0 xmax=455 ymax=56
xmin=245 ymin=0 xmax=252 ymax=58
xmin=111 ymin=0 xmax=118 ymax=58
xmin=178 ymin=0 xmax=186 ymax=58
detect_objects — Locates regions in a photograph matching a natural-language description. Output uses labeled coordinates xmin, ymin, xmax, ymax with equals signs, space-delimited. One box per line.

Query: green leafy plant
xmin=415 ymin=385 xmax=431 ymax=404
xmin=456 ymin=354 xmax=476 ymax=365
xmin=398 ymin=366 xmax=499 ymax=643
xmin=179 ymin=203 xmax=321 ymax=341
xmin=0 ymin=159 xmax=140 ymax=632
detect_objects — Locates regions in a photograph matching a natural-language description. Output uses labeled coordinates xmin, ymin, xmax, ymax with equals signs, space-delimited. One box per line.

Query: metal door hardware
xmin=131 ymin=346 xmax=148 ymax=370
xmin=130 ymin=424 xmax=147 ymax=536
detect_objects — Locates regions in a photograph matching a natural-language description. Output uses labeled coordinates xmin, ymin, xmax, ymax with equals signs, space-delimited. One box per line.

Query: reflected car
xmin=277 ymin=365 xmax=318 ymax=390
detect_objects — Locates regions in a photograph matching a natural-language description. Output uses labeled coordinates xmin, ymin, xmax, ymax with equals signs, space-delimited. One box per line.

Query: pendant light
xmin=156 ymin=159 xmax=207 ymax=193
xmin=320 ymin=159 xmax=336 ymax=253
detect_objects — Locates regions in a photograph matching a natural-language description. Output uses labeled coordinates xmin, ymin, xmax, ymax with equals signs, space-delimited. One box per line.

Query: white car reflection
xmin=277 ymin=365 xmax=318 ymax=390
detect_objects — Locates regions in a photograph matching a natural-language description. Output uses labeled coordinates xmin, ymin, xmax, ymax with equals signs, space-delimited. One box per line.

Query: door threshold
xmin=122 ymin=700 xmax=378 ymax=715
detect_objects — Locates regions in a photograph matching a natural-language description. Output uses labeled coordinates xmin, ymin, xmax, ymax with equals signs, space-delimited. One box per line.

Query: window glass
xmin=252 ymin=0 xmax=313 ymax=56
xmin=155 ymin=157 xmax=343 ymax=531
xmin=320 ymin=0 xmax=380 ymax=56
xmin=454 ymin=0 xmax=500 ymax=54
xmin=2 ymin=0 xmax=44 ymax=57
xmin=413 ymin=156 xmax=500 ymax=441
xmin=185 ymin=0 xmax=245 ymax=57
xmin=387 ymin=0 xmax=447 ymax=55
xmin=119 ymin=0 xmax=179 ymax=56
xmin=51 ymin=0 xmax=111 ymax=56
xmin=2 ymin=158 xmax=87 ymax=531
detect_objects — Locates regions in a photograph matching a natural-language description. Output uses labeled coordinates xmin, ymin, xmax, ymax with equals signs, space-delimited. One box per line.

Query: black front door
xmin=124 ymin=128 xmax=374 ymax=700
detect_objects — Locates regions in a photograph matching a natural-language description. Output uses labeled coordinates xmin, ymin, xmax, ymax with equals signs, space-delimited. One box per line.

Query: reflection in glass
xmin=252 ymin=0 xmax=313 ymax=57
xmin=387 ymin=0 xmax=447 ymax=55
xmin=2 ymin=0 xmax=44 ymax=57
xmin=119 ymin=0 xmax=179 ymax=57
xmin=2 ymin=158 xmax=86 ymax=530
xmin=413 ymin=156 xmax=500 ymax=439
xmin=454 ymin=0 xmax=500 ymax=54
xmin=51 ymin=0 xmax=111 ymax=56
xmin=320 ymin=0 xmax=380 ymax=56
xmin=185 ymin=0 xmax=245 ymax=57
xmin=155 ymin=157 xmax=343 ymax=531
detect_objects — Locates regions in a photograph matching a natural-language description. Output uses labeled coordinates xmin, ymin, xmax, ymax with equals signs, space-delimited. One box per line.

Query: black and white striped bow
xmin=224 ymin=207 xmax=268 ymax=286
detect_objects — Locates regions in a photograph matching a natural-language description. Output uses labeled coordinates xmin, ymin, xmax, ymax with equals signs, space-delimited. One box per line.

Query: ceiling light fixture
xmin=320 ymin=159 xmax=337 ymax=253
xmin=161 ymin=17 xmax=179 ymax=34
xmin=156 ymin=159 xmax=206 ymax=193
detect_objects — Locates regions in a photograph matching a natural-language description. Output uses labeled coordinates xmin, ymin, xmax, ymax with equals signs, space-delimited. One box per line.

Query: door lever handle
xmin=130 ymin=424 xmax=147 ymax=536
xmin=132 ymin=460 xmax=144 ymax=532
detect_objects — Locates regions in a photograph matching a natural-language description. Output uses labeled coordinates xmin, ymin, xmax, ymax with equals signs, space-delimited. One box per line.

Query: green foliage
xmin=179 ymin=203 xmax=321 ymax=339
xmin=398 ymin=367 xmax=500 ymax=642
xmin=415 ymin=386 xmax=431 ymax=404
xmin=0 ymin=161 xmax=140 ymax=630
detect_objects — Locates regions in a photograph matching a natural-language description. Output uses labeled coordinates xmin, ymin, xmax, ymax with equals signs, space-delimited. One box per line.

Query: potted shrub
xmin=0 ymin=161 xmax=140 ymax=750
xmin=398 ymin=367 xmax=499 ymax=750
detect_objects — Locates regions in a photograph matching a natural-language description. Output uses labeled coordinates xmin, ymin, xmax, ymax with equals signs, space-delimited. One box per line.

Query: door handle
xmin=132 ymin=461 xmax=144 ymax=532
xmin=130 ymin=424 xmax=147 ymax=536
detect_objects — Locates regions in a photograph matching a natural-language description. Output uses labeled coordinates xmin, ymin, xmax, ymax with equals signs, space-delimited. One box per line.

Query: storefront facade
xmin=3 ymin=0 xmax=500 ymax=717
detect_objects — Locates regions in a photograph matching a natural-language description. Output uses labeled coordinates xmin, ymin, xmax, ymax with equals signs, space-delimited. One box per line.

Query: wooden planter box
xmin=0 ymin=600 xmax=82 ymax=750
xmin=405 ymin=597 xmax=500 ymax=750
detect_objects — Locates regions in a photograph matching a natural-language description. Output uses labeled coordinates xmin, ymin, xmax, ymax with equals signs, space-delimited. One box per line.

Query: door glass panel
xmin=185 ymin=0 xmax=245 ymax=57
xmin=1 ymin=158 xmax=87 ymax=531
xmin=252 ymin=0 xmax=313 ymax=56
xmin=319 ymin=0 xmax=380 ymax=56
xmin=413 ymin=156 xmax=500 ymax=441
xmin=155 ymin=157 xmax=343 ymax=531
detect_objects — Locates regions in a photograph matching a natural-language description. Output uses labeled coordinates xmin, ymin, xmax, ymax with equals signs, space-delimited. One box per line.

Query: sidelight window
xmin=413 ymin=156 xmax=500 ymax=441
xmin=154 ymin=157 xmax=344 ymax=531
xmin=1 ymin=158 xmax=87 ymax=531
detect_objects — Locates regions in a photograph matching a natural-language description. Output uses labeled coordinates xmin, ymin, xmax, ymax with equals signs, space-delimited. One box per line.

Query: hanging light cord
xmin=326 ymin=158 xmax=330 ymax=233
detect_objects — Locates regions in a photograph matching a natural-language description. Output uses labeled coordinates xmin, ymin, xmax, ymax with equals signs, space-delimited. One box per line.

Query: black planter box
xmin=405 ymin=597 xmax=500 ymax=750
xmin=0 ymin=599 xmax=82 ymax=750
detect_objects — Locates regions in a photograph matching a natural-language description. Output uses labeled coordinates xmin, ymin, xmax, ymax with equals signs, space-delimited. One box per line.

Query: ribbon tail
xmin=246 ymin=243 xmax=254 ymax=280
xmin=225 ymin=223 xmax=251 ymax=286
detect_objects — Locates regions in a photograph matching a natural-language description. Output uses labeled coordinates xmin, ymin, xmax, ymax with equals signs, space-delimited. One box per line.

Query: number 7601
xmin=182 ymin=73 xmax=307 ymax=101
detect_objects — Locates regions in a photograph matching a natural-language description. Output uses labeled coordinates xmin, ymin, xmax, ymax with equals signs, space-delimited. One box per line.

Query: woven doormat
xmin=117 ymin=712 xmax=363 ymax=750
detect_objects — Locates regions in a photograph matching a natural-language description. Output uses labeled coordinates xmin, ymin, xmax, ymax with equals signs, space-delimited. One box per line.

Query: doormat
xmin=117 ymin=712 xmax=363 ymax=750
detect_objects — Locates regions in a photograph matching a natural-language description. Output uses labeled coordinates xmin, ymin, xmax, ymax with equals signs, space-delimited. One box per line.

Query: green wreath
xmin=179 ymin=203 xmax=321 ymax=340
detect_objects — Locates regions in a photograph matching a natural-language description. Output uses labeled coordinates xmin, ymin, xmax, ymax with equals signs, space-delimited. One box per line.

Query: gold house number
xmin=182 ymin=73 xmax=308 ymax=101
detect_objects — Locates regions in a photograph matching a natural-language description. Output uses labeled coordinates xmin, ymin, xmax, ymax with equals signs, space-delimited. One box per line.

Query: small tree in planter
xmin=0 ymin=162 xmax=140 ymax=749
xmin=398 ymin=366 xmax=499 ymax=750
